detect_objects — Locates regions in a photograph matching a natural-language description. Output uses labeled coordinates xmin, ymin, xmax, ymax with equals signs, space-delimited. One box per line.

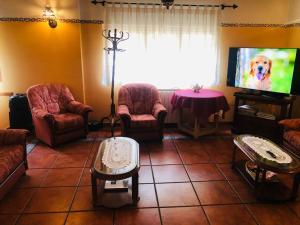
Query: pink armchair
xmin=27 ymin=84 xmax=92 ymax=147
xmin=0 ymin=129 xmax=28 ymax=200
xmin=117 ymin=83 xmax=167 ymax=141
xmin=279 ymin=119 xmax=300 ymax=156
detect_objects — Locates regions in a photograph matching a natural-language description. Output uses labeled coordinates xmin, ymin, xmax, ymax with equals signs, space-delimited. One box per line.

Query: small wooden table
xmin=171 ymin=89 xmax=229 ymax=138
xmin=90 ymin=137 xmax=140 ymax=208
xmin=232 ymin=135 xmax=300 ymax=202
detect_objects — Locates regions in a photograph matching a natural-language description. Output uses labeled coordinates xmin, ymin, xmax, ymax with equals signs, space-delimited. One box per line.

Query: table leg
xmin=91 ymin=174 xmax=98 ymax=206
xmin=292 ymin=173 xmax=300 ymax=200
xmin=132 ymin=173 xmax=139 ymax=205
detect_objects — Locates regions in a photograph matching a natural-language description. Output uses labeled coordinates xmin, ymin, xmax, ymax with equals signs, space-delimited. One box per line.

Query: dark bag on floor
xmin=9 ymin=94 xmax=33 ymax=131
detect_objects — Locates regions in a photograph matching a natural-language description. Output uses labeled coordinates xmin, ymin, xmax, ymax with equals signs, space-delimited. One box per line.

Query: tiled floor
xmin=1 ymin=128 xmax=300 ymax=225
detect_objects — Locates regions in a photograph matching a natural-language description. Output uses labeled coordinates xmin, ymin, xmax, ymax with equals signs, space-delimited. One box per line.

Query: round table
xmin=171 ymin=89 xmax=229 ymax=138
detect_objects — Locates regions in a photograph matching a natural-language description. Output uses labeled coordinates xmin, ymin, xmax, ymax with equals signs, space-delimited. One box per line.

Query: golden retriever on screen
xmin=246 ymin=55 xmax=272 ymax=91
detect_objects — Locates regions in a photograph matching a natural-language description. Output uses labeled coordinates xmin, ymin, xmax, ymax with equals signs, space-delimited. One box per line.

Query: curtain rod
xmin=91 ymin=1 xmax=238 ymax=10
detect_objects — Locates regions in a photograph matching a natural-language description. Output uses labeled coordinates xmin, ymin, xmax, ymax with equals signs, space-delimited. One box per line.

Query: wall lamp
xmin=43 ymin=6 xmax=57 ymax=28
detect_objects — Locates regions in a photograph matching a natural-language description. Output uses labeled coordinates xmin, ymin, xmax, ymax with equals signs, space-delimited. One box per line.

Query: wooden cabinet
xmin=232 ymin=92 xmax=295 ymax=143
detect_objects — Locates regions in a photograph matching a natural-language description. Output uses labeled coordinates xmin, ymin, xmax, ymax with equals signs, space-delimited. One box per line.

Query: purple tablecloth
xmin=171 ymin=89 xmax=230 ymax=122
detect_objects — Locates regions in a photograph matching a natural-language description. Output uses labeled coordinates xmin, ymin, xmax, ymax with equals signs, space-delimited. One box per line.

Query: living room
xmin=0 ymin=0 xmax=300 ymax=224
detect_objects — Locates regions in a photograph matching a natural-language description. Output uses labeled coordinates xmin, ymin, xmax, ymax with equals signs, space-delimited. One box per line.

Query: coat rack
xmin=101 ymin=29 xmax=129 ymax=137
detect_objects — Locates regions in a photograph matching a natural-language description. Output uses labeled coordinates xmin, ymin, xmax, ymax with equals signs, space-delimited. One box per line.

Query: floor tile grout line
xmin=173 ymin=139 xmax=212 ymax=225
xmin=148 ymin=144 xmax=163 ymax=225
xmin=62 ymin=139 xmax=96 ymax=225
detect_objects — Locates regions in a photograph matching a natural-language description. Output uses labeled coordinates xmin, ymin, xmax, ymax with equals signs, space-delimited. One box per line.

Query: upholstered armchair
xmin=117 ymin=83 xmax=167 ymax=141
xmin=27 ymin=84 xmax=92 ymax=147
xmin=0 ymin=129 xmax=28 ymax=200
xmin=279 ymin=119 xmax=300 ymax=156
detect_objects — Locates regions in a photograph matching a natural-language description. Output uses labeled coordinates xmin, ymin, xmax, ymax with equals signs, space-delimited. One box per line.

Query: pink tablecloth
xmin=171 ymin=89 xmax=230 ymax=121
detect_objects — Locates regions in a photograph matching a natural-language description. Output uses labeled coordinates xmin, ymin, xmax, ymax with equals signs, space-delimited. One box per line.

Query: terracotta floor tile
xmin=177 ymin=147 xmax=212 ymax=164
xmin=0 ymin=188 xmax=35 ymax=214
xmin=207 ymin=149 xmax=232 ymax=163
xmin=156 ymin=183 xmax=199 ymax=207
xmin=161 ymin=206 xmax=209 ymax=225
xmin=193 ymin=181 xmax=240 ymax=205
xmin=16 ymin=213 xmax=67 ymax=225
xmin=66 ymin=210 xmax=113 ymax=225
xmin=24 ymin=187 xmax=76 ymax=213
xmin=137 ymin=184 xmax=157 ymax=208
xmin=217 ymin=164 xmax=242 ymax=181
xmin=30 ymin=144 xmax=58 ymax=156
xmin=186 ymin=164 xmax=224 ymax=181
xmin=288 ymin=202 xmax=300 ymax=217
xmin=0 ymin=214 xmax=19 ymax=225
xmin=79 ymin=168 xmax=92 ymax=186
xmin=56 ymin=140 xmax=93 ymax=155
xmin=52 ymin=153 xmax=88 ymax=168
xmin=115 ymin=208 xmax=161 ymax=225
xmin=27 ymin=153 xmax=58 ymax=169
xmin=153 ymin=165 xmax=189 ymax=183
xmin=139 ymin=166 xmax=153 ymax=183
xmin=247 ymin=204 xmax=300 ymax=225
xmin=229 ymin=180 xmax=257 ymax=203
xmin=146 ymin=140 xmax=176 ymax=151
xmin=204 ymin=205 xmax=257 ymax=225
xmin=140 ymin=151 xmax=151 ymax=165
xmin=150 ymin=149 xmax=182 ymax=165
xmin=71 ymin=186 xmax=93 ymax=211
xmin=16 ymin=169 xmax=48 ymax=188
xmin=41 ymin=168 xmax=83 ymax=187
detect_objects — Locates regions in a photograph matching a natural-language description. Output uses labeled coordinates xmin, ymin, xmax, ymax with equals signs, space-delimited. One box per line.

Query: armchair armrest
xmin=117 ymin=105 xmax=131 ymax=121
xmin=279 ymin=119 xmax=300 ymax=130
xmin=67 ymin=101 xmax=93 ymax=116
xmin=152 ymin=103 xmax=167 ymax=121
xmin=0 ymin=129 xmax=28 ymax=146
xmin=32 ymin=108 xmax=54 ymax=122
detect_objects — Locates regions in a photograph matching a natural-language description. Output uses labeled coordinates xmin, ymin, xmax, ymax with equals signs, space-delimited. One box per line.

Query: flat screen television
xmin=227 ymin=47 xmax=300 ymax=96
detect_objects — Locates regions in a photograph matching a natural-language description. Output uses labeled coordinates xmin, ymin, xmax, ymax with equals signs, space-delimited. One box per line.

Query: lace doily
xmin=102 ymin=138 xmax=132 ymax=169
xmin=241 ymin=136 xmax=292 ymax=164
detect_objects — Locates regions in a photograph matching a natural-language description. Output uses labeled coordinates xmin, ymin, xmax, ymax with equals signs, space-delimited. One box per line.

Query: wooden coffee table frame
xmin=232 ymin=135 xmax=300 ymax=202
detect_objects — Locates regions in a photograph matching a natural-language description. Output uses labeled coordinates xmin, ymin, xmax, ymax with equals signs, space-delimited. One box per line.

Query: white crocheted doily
xmin=242 ymin=136 xmax=292 ymax=164
xmin=102 ymin=138 xmax=132 ymax=169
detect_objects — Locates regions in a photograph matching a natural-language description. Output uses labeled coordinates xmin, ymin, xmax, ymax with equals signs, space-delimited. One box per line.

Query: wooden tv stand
xmin=232 ymin=92 xmax=295 ymax=143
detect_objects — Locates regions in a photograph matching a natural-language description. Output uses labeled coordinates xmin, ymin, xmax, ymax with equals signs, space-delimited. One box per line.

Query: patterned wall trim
xmin=221 ymin=23 xmax=300 ymax=28
xmin=0 ymin=17 xmax=103 ymax=24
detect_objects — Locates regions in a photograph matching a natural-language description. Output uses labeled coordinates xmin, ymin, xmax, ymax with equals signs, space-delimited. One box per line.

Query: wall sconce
xmin=161 ymin=0 xmax=174 ymax=9
xmin=43 ymin=6 xmax=57 ymax=28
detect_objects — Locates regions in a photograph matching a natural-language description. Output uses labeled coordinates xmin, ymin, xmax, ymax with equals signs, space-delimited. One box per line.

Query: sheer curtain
xmin=102 ymin=3 xmax=220 ymax=89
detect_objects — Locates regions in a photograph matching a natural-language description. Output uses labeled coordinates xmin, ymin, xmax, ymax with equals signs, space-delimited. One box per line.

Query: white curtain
xmin=102 ymin=3 xmax=220 ymax=89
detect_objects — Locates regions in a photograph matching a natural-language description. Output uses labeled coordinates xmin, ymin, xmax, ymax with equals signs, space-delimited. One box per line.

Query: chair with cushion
xmin=0 ymin=129 xmax=28 ymax=200
xmin=27 ymin=84 xmax=92 ymax=147
xmin=279 ymin=119 xmax=300 ymax=156
xmin=117 ymin=83 xmax=167 ymax=141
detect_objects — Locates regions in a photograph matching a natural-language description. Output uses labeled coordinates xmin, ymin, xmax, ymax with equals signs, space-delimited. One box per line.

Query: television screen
xmin=227 ymin=48 xmax=299 ymax=95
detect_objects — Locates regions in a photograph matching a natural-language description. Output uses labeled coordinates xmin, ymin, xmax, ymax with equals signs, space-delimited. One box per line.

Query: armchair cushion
xmin=131 ymin=115 xmax=157 ymax=128
xmin=53 ymin=113 xmax=84 ymax=133
xmin=279 ymin=119 xmax=300 ymax=130
xmin=0 ymin=145 xmax=24 ymax=183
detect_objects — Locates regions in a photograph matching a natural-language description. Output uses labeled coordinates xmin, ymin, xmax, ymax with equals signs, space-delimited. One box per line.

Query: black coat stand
xmin=100 ymin=29 xmax=129 ymax=137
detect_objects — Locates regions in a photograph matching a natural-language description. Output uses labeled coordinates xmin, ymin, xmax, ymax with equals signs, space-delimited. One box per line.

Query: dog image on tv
xmin=247 ymin=55 xmax=272 ymax=91
xmin=235 ymin=48 xmax=297 ymax=94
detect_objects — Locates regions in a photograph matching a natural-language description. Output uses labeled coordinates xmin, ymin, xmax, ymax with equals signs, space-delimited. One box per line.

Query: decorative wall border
xmin=0 ymin=17 xmax=103 ymax=24
xmin=1 ymin=18 xmax=300 ymax=27
xmin=221 ymin=23 xmax=300 ymax=28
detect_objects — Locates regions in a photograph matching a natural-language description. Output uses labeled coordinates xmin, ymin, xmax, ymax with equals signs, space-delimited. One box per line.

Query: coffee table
xmin=232 ymin=134 xmax=300 ymax=201
xmin=90 ymin=137 xmax=140 ymax=207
